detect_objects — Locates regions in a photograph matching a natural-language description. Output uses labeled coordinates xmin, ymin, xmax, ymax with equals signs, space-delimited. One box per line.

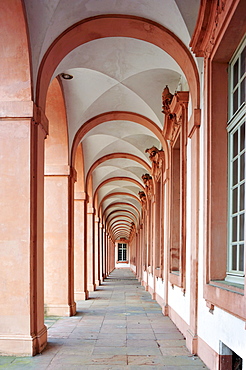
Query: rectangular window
xmin=170 ymin=135 xmax=181 ymax=273
xmin=227 ymin=38 xmax=246 ymax=284
xmin=118 ymin=243 xmax=127 ymax=261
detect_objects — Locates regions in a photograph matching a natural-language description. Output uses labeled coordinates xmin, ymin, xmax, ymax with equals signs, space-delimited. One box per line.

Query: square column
xmin=94 ymin=217 xmax=101 ymax=286
xmin=74 ymin=192 xmax=88 ymax=300
xmin=87 ymin=204 xmax=96 ymax=291
xmin=0 ymin=103 xmax=47 ymax=355
xmin=44 ymin=165 xmax=76 ymax=316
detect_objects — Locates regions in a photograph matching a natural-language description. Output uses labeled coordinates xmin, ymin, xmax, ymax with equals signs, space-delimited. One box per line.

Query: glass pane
xmin=233 ymin=89 xmax=239 ymax=114
xmin=240 ymin=77 xmax=245 ymax=106
xmin=233 ymin=158 xmax=238 ymax=185
xmin=240 ymin=46 xmax=246 ymax=77
xmin=240 ymin=213 xmax=244 ymax=241
xmin=240 ymin=184 xmax=245 ymax=211
xmin=123 ymin=249 xmax=127 ymax=261
xmin=239 ymin=244 xmax=244 ymax=272
xmin=232 ymin=245 xmax=237 ymax=270
xmin=233 ymin=59 xmax=239 ymax=88
xmin=232 ymin=216 xmax=238 ymax=242
xmin=240 ymin=122 xmax=245 ymax=152
xmin=233 ymin=187 xmax=238 ymax=213
xmin=233 ymin=130 xmax=238 ymax=156
xmin=240 ymin=152 xmax=245 ymax=181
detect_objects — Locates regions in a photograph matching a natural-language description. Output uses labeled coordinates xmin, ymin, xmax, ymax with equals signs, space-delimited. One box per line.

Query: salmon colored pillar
xmin=135 ymin=232 xmax=139 ymax=276
xmin=99 ymin=222 xmax=104 ymax=282
xmin=109 ymin=238 xmax=115 ymax=273
xmin=74 ymin=191 xmax=88 ymax=300
xmin=44 ymin=167 xmax=76 ymax=316
xmin=0 ymin=110 xmax=48 ymax=355
xmin=86 ymin=203 xmax=96 ymax=291
xmin=44 ymin=78 xmax=76 ymax=316
xmin=102 ymin=225 xmax=107 ymax=279
xmin=137 ymin=225 xmax=143 ymax=280
xmin=186 ymin=129 xmax=200 ymax=354
xmin=0 ymin=0 xmax=47 ymax=356
xmin=94 ymin=217 xmax=101 ymax=286
xmin=106 ymin=233 xmax=109 ymax=276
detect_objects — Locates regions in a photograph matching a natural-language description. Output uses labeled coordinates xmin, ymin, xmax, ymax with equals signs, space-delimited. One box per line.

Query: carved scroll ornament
xmin=145 ymin=147 xmax=165 ymax=182
xmin=138 ymin=191 xmax=147 ymax=209
xmin=164 ymin=112 xmax=181 ymax=143
xmin=162 ymin=85 xmax=174 ymax=115
xmin=142 ymin=173 xmax=153 ymax=199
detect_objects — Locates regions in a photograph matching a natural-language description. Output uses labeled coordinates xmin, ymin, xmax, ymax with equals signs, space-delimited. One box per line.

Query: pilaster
xmin=74 ymin=192 xmax=89 ymax=300
xmin=0 ymin=102 xmax=48 ymax=355
xmin=44 ymin=165 xmax=77 ymax=316
xmin=94 ymin=217 xmax=101 ymax=286
xmin=87 ymin=204 xmax=96 ymax=291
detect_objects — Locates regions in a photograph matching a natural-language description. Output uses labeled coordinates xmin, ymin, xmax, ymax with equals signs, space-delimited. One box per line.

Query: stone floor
xmin=0 ymin=269 xmax=208 ymax=369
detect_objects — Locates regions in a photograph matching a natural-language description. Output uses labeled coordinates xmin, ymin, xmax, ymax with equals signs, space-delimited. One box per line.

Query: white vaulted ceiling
xmin=23 ymin=0 xmax=200 ymax=241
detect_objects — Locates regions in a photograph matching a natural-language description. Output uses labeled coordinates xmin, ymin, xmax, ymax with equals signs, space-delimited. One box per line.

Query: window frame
xmin=203 ymin=28 xmax=246 ymax=321
xmin=163 ymin=91 xmax=189 ymax=289
xmin=118 ymin=243 xmax=127 ymax=262
xmin=226 ymin=38 xmax=246 ymax=284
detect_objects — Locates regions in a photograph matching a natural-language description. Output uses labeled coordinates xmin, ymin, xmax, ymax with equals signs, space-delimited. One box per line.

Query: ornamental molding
xmin=162 ymin=85 xmax=174 ymax=115
xmin=162 ymin=88 xmax=189 ymax=145
xmin=190 ymin=0 xmax=229 ymax=58
xmin=164 ymin=113 xmax=181 ymax=143
xmin=138 ymin=191 xmax=147 ymax=209
xmin=142 ymin=173 xmax=153 ymax=199
xmin=145 ymin=147 xmax=165 ymax=182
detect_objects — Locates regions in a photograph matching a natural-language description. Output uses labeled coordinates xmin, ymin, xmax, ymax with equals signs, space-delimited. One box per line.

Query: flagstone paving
xmin=0 ymin=269 xmax=208 ymax=369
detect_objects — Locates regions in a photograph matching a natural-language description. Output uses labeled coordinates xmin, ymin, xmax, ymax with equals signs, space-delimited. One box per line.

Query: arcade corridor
xmin=0 ymin=269 xmax=207 ymax=369
xmin=0 ymin=1 xmax=245 ymax=368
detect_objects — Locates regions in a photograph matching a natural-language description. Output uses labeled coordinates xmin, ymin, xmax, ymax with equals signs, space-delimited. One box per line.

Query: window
xmin=118 ymin=243 xmax=127 ymax=261
xmin=170 ymin=135 xmax=181 ymax=273
xmin=163 ymin=91 xmax=189 ymax=288
xmin=227 ymin=38 xmax=246 ymax=284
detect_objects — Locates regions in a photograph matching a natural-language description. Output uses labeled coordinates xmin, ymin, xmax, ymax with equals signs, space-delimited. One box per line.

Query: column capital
xmin=0 ymin=101 xmax=49 ymax=137
xmin=87 ymin=205 xmax=95 ymax=214
xmin=45 ymin=164 xmax=70 ymax=176
xmin=74 ymin=191 xmax=87 ymax=200
xmin=69 ymin=166 xmax=77 ymax=182
xmin=33 ymin=104 xmax=49 ymax=136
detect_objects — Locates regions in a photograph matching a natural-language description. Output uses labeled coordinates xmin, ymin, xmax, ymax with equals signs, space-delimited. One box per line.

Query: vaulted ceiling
xmin=24 ymin=0 xmax=200 ymax=241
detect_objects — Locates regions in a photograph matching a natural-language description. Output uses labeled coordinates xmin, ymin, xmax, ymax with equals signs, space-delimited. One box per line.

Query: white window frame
xmin=118 ymin=243 xmax=127 ymax=262
xmin=226 ymin=36 xmax=246 ymax=285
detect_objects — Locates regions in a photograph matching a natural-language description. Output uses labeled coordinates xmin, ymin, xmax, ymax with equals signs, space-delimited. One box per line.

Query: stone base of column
xmin=162 ymin=304 xmax=169 ymax=316
xmin=186 ymin=329 xmax=198 ymax=355
xmin=151 ymin=292 xmax=156 ymax=300
xmin=88 ymin=283 xmax=96 ymax=292
xmin=75 ymin=291 xmax=89 ymax=301
xmin=0 ymin=326 xmax=47 ymax=356
xmin=45 ymin=303 xmax=76 ymax=317
xmin=95 ymin=279 xmax=101 ymax=287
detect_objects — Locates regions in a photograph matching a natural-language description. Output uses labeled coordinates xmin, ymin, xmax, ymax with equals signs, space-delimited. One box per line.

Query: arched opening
xmin=44 ymin=77 xmax=76 ymax=316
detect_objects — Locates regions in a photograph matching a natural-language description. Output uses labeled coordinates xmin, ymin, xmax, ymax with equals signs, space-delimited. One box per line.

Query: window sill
xmin=210 ymin=280 xmax=244 ymax=295
xmin=169 ymin=271 xmax=183 ymax=288
xmin=116 ymin=260 xmax=129 ymax=264
xmin=204 ymin=280 xmax=246 ymax=321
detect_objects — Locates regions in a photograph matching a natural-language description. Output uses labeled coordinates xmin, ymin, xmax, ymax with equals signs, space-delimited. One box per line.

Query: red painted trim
xmin=71 ymin=111 xmax=166 ymax=167
xmin=85 ymin=152 xmax=151 ymax=192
